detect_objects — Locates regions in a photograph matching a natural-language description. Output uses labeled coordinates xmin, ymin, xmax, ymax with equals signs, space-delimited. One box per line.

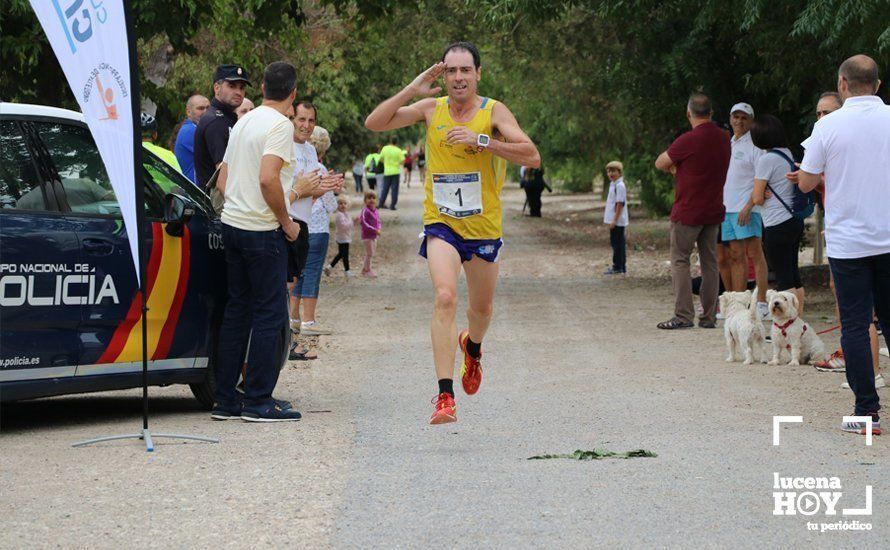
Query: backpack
xmin=766 ymin=149 xmax=816 ymax=219
xmin=371 ymin=155 xmax=383 ymax=174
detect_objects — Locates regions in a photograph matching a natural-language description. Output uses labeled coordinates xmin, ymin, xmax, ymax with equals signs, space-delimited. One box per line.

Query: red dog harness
xmin=774 ymin=318 xmax=806 ymax=350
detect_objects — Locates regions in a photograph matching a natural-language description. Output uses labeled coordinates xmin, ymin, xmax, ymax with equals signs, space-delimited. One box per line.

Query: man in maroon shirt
xmin=655 ymin=93 xmax=731 ymax=329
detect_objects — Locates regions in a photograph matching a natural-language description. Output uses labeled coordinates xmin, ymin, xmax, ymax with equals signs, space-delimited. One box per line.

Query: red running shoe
xmin=430 ymin=393 xmax=457 ymax=424
xmin=459 ymin=329 xmax=483 ymax=395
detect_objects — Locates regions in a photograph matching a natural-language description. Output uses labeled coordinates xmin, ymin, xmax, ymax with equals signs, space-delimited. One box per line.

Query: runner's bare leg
xmin=463 ymin=255 xmax=499 ymax=344
xmin=427 ymin=237 xmax=462 ymax=380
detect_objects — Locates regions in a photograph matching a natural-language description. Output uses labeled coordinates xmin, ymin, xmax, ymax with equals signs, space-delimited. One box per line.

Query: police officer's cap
xmin=213 ymin=65 xmax=252 ymax=86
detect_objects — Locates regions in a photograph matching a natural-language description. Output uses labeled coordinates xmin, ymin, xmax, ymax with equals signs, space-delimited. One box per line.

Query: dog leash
xmin=816 ymin=325 xmax=840 ymax=335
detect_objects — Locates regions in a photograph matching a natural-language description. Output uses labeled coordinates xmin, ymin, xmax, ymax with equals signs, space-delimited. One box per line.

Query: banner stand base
xmin=72 ymin=428 xmax=218 ymax=452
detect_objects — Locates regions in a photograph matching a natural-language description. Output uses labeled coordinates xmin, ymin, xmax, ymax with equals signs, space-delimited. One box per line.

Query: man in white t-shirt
xmin=799 ymin=54 xmax=890 ymax=437
xmin=211 ymin=62 xmax=315 ymax=423
xmin=721 ymin=102 xmax=769 ymax=319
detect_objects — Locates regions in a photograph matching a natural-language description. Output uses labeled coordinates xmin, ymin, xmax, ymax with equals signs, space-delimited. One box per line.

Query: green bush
xmin=626 ymin=157 xmax=673 ymax=217
xmin=550 ymin=158 xmax=594 ymax=193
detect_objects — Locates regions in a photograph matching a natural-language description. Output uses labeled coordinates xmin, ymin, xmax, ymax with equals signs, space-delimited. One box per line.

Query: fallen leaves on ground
xmin=528 ymin=448 xmax=657 ymax=461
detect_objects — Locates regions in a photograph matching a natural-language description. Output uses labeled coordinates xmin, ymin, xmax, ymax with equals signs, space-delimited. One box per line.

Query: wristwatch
xmin=476 ymin=133 xmax=491 ymax=151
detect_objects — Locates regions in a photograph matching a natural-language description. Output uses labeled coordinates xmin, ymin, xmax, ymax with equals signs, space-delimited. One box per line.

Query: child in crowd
xmin=603 ymin=160 xmax=629 ymax=275
xmin=325 ymin=195 xmax=354 ymax=276
xmin=359 ymin=190 xmax=382 ymax=278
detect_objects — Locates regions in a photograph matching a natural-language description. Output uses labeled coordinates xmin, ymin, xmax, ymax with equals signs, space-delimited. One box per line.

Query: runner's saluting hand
xmin=408 ymin=62 xmax=446 ymax=97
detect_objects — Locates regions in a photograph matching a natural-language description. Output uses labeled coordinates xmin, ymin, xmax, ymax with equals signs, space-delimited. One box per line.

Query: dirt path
xmin=1 ymin=181 xmax=887 ymax=548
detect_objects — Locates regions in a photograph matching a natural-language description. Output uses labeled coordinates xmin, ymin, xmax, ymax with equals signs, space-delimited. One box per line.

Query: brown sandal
xmin=657 ymin=317 xmax=694 ymax=330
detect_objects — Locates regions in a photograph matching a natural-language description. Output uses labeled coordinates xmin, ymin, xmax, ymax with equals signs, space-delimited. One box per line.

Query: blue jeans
xmin=353 ymin=173 xmax=363 ymax=193
xmin=215 ymin=224 xmax=288 ymax=409
xmin=379 ymin=174 xmax=400 ymax=208
xmin=829 ymin=253 xmax=890 ymax=416
xmin=295 ymin=232 xmax=329 ymax=299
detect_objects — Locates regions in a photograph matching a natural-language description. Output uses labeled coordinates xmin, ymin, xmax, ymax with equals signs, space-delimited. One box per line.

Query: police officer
xmin=194 ymin=64 xmax=250 ymax=188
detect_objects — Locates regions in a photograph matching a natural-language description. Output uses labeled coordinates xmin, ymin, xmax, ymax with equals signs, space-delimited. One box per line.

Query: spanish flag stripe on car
xmin=96 ymin=223 xmax=191 ymax=364
xmin=152 ymin=226 xmax=191 ymax=360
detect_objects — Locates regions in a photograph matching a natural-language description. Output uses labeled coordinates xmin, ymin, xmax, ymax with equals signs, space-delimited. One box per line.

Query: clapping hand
xmin=293 ymin=169 xmax=321 ymax=199
xmin=321 ymin=171 xmax=345 ymax=193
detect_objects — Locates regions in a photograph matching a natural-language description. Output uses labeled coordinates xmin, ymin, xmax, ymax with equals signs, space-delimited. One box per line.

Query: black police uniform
xmin=193 ymin=98 xmax=237 ymax=189
xmin=193 ymin=65 xmax=251 ymax=189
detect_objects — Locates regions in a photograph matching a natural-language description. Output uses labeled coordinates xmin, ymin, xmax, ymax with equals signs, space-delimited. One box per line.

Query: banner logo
xmin=52 ymin=0 xmax=109 ymax=54
xmin=82 ymin=63 xmax=127 ymax=121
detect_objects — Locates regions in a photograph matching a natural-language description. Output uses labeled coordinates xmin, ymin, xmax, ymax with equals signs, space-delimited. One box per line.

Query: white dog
xmin=720 ymin=290 xmax=767 ymax=365
xmin=767 ymin=290 xmax=826 ymax=366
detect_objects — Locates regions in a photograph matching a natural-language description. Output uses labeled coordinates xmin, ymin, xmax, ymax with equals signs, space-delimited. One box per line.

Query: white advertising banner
xmin=29 ymin=0 xmax=142 ymax=284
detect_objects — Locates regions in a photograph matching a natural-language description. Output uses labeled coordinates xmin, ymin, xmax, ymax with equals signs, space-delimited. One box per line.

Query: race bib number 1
xmin=432 ymin=172 xmax=483 ymax=218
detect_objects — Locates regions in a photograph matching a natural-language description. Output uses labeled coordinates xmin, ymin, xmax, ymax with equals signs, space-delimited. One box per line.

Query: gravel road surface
xmin=1 ymin=183 xmax=887 ymax=548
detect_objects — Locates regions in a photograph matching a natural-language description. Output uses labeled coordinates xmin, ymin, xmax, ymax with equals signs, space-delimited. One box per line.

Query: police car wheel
xmin=189 ymin=323 xmax=291 ymax=409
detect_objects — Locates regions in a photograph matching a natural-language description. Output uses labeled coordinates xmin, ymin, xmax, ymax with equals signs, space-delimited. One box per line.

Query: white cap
xmin=730 ymin=102 xmax=754 ymax=117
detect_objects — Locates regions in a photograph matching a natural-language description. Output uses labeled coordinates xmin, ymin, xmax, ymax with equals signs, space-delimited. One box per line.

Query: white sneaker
xmin=323 ymin=264 xmax=332 ymax=277
xmin=841 ymin=374 xmax=886 ymax=390
xmin=289 ymin=318 xmax=301 ymax=334
xmin=756 ymin=301 xmax=771 ymax=321
xmin=716 ymin=311 xmax=725 ymax=320
xmin=345 ymin=270 xmax=354 ymax=277
xmin=301 ymin=321 xmax=332 ymax=336
xmin=881 ymin=347 xmax=888 ymax=358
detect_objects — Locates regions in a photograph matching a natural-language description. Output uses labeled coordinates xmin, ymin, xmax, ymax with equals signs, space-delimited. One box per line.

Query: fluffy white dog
xmin=720 ymin=290 xmax=767 ymax=365
xmin=767 ymin=290 xmax=826 ymax=366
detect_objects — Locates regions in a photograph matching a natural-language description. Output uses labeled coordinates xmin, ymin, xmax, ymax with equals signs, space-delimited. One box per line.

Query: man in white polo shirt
xmin=212 ymin=62 xmax=312 ymax=423
xmin=722 ymin=102 xmax=769 ymax=319
xmin=799 ymin=54 xmax=890 ymax=437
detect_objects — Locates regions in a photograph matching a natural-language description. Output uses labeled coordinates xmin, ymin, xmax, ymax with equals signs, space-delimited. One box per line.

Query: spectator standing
xmin=364 ymin=146 xmax=381 ymax=190
xmin=359 ymin=190 xmax=382 ymax=277
xmin=211 ymin=61 xmax=305 ymax=422
xmin=141 ymin=112 xmax=182 ymax=173
xmin=721 ymin=103 xmax=770 ymax=319
xmin=810 ymin=93 xmax=884 ymax=385
xmin=325 ymin=195 xmax=354 ymax=276
xmin=173 ymin=94 xmax=210 ymax=182
xmin=236 ymin=97 xmax=255 ymax=119
xmin=603 ymin=160 xmax=628 ymax=275
xmin=286 ymin=101 xmax=333 ymax=335
xmin=294 ymin=125 xmax=341 ymax=337
xmin=799 ymin=92 xmax=882 ymax=375
xmin=655 ymin=93 xmax=730 ymax=329
xmin=522 ymin=165 xmax=547 ymax=217
xmin=379 ymin=137 xmax=406 ymax=209
xmin=416 ymin=145 xmax=427 ymax=185
xmin=403 ymin=147 xmax=414 ymax=187
xmin=741 ymin=115 xmax=805 ymax=309
xmin=798 ymin=55 xmax=889 ymax=435
xmin=352 ymin=158 xmax=365 ymax=192
xmin=194 ymin=64 xmax=250 ymax=188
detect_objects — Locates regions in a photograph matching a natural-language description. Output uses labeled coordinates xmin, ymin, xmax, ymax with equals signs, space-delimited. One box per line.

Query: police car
xmin=0 ymin=103 xmax=288 ymax=407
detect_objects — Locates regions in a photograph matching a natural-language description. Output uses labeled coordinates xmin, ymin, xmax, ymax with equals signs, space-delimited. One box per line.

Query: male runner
xmin=365 ymin=41 xmax=540 ymax=424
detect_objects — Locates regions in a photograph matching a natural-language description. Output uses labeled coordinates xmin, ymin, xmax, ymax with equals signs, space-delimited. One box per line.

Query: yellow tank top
xmin=423 ymin=96 xmax=507 ymax=239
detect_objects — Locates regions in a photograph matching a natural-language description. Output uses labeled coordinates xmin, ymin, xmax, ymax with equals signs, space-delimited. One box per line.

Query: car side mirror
xmin=164 ymin=193 xmax=195 ymax=237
